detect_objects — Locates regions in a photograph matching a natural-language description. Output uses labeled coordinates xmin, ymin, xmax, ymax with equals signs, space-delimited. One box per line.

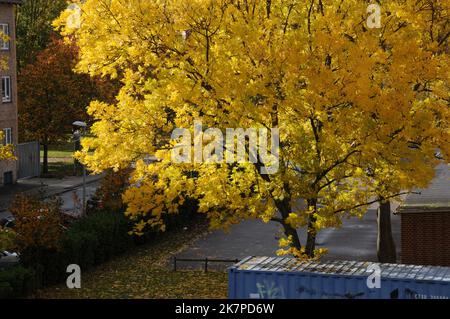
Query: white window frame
xmin=2 ymin=76 xmax=11 ymax=103
xmin=3 ymin=128 xmax=12 ymax=145
xmin=0 ymin=24 xmax=10 ymax=51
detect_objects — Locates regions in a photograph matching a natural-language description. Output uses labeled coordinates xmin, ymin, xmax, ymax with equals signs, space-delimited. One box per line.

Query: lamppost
xmin=73 ymin=129 xmax=81 ymax=175
xmin=72 ymin=121 xmax=87 ymax=217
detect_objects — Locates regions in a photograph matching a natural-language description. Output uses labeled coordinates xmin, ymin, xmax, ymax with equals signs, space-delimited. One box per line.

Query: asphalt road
xmin=176 ymin=207 xmax=401 ymax=269
xmin=59 ymin=180 xmax=101 ymax=217
xmin=0 ymin=180 xmax=101 ymax=220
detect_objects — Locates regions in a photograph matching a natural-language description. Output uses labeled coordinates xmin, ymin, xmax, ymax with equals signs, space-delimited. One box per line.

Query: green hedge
xmin=61 ymin=212 xmax=135 ymax=267
xmin=0 ymin=266 xmax=38 ymax=298
xmin=18 ymin=212 xmax=137 ymax=286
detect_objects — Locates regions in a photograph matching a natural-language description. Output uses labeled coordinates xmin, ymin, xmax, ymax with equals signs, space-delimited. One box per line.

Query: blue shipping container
xmin=228 ymin=257 xmax=450 ymax=299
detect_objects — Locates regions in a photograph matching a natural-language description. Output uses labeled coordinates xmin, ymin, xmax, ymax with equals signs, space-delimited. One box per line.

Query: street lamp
xmin=72 ymin=121 xmax=87 ymax=128
xmin=72 ymin=121 xmax=87 ymax=217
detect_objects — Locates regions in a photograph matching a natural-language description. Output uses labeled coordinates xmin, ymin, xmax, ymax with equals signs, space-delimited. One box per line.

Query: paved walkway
xmin=176 ymin=204 xmax=402 ymax=269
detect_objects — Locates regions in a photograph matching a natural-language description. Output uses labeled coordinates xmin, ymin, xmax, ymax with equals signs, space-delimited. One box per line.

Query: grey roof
xmin=396 ymin=164 xmax=450 ymax=214
xmin=232 ymin=256 xmax=450 ymax=283
xmin=0 ymin=0 xmax=23 ymax=4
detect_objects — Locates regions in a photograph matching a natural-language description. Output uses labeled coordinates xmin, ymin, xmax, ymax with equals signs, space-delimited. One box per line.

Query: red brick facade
xmin=0 ymin=1 xmax=20 ymax=185
xmin=401 ymin=212 xmax=450 ymax=266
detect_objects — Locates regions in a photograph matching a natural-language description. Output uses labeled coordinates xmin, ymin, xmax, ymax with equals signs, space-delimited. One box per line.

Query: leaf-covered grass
xmin=41 ymin=162 xmax=76 ymax=178
xmin=32 ymin=221 xmax=228 ymax=299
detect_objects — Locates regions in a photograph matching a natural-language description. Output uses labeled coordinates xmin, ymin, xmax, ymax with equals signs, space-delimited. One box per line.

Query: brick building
xmin=0 ymin=0 xmax=21 ymax=185
xmin=396 ymin=164 xmax=450 ymax=266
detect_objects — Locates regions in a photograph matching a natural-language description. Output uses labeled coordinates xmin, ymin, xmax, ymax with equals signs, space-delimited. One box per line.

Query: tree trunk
xmin=281 ymin=222 xmax=302 ymax=251
xmin=305 ymin=214 xmax=317 ymax=258
xmin=42 ymin=142 xmax=49 ymax=175
xmin=305 ymin=199 xmax=317 ymax=258
xmin=275 ymin=198 xmax=302 ymax=253
xmin=377 ymin=200 xmax=397 ymax=263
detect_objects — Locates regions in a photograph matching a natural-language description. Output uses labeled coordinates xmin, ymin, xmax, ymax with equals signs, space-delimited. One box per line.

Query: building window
xmin=1 ymin=76 xmax=11 ymax=103
xmin=0 ymin=24 xmax=10 ymax=51
xmin=3 ymin=128 xmax=12 ymax=145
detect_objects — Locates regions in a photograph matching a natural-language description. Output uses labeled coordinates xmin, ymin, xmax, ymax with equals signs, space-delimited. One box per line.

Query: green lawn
xmin=40 ymin=142 xmax=75 ymax=160
xmin=33 ymin=221 xmax=229 ymax=299
xmin=38 ymin=142 xmax=79 ymax=177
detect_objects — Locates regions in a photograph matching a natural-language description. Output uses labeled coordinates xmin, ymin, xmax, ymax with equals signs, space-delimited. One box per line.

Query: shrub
xmin=0 ymin=266 xmax=37 ymax=299
xmin=163 ymin=197 xmax=200 ymax=229
xmin=20 ymin=212 xmax=135 ymax=285
xmin=9 ymin=194 xmax=65 ymax=253
xmin=61 ymin=212 xmax=134 ymax=266
xmin=0 ymin=226 xmax=16 ymax=251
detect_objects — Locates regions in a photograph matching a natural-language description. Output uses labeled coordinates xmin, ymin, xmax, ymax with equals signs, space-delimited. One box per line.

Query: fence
xmin=173 ymin=257 xmax=240 ymax=272
xmin=17 ymin=141 xmax=40 ymax=179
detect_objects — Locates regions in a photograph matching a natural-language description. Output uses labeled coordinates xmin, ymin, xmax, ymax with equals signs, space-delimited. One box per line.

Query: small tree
xmin=18 ymin=38 xmax=115 ymax=174
xmin=88 ymin=168 xmax=132 ymax=214
xmin=9 ymin=194 xmax=65 ymax=253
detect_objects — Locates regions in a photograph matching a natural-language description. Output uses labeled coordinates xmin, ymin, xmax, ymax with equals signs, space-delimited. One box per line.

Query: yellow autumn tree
xmin=55 ymin=0 xmax=449 ymax=258
xmin=360 ymin=0 xmax=450 ymax=262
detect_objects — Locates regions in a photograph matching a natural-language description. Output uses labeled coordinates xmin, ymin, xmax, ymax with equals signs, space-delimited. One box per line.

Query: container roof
xmin=0 ymin=0 xmax=23 ymax=4
xmin=396 ymin=164 xmax=450 ymax=214
xmin=232 ymin=256 xmax=450 ymax=283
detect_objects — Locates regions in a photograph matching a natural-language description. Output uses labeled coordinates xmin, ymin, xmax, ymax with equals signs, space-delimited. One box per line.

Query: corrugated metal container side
xmin=228 ymin=257 xmax=450 ymax=299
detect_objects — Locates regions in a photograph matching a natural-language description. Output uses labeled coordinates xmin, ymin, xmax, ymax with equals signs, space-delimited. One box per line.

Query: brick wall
xmin=0 ymin=2 xmax=19 ymax=185
xmin=401 ymin=212 xmax=450 ymax=266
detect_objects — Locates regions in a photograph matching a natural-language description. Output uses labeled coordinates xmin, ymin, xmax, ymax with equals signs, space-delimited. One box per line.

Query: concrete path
xmin=176 ymin=206 xmax=401 ymax=270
